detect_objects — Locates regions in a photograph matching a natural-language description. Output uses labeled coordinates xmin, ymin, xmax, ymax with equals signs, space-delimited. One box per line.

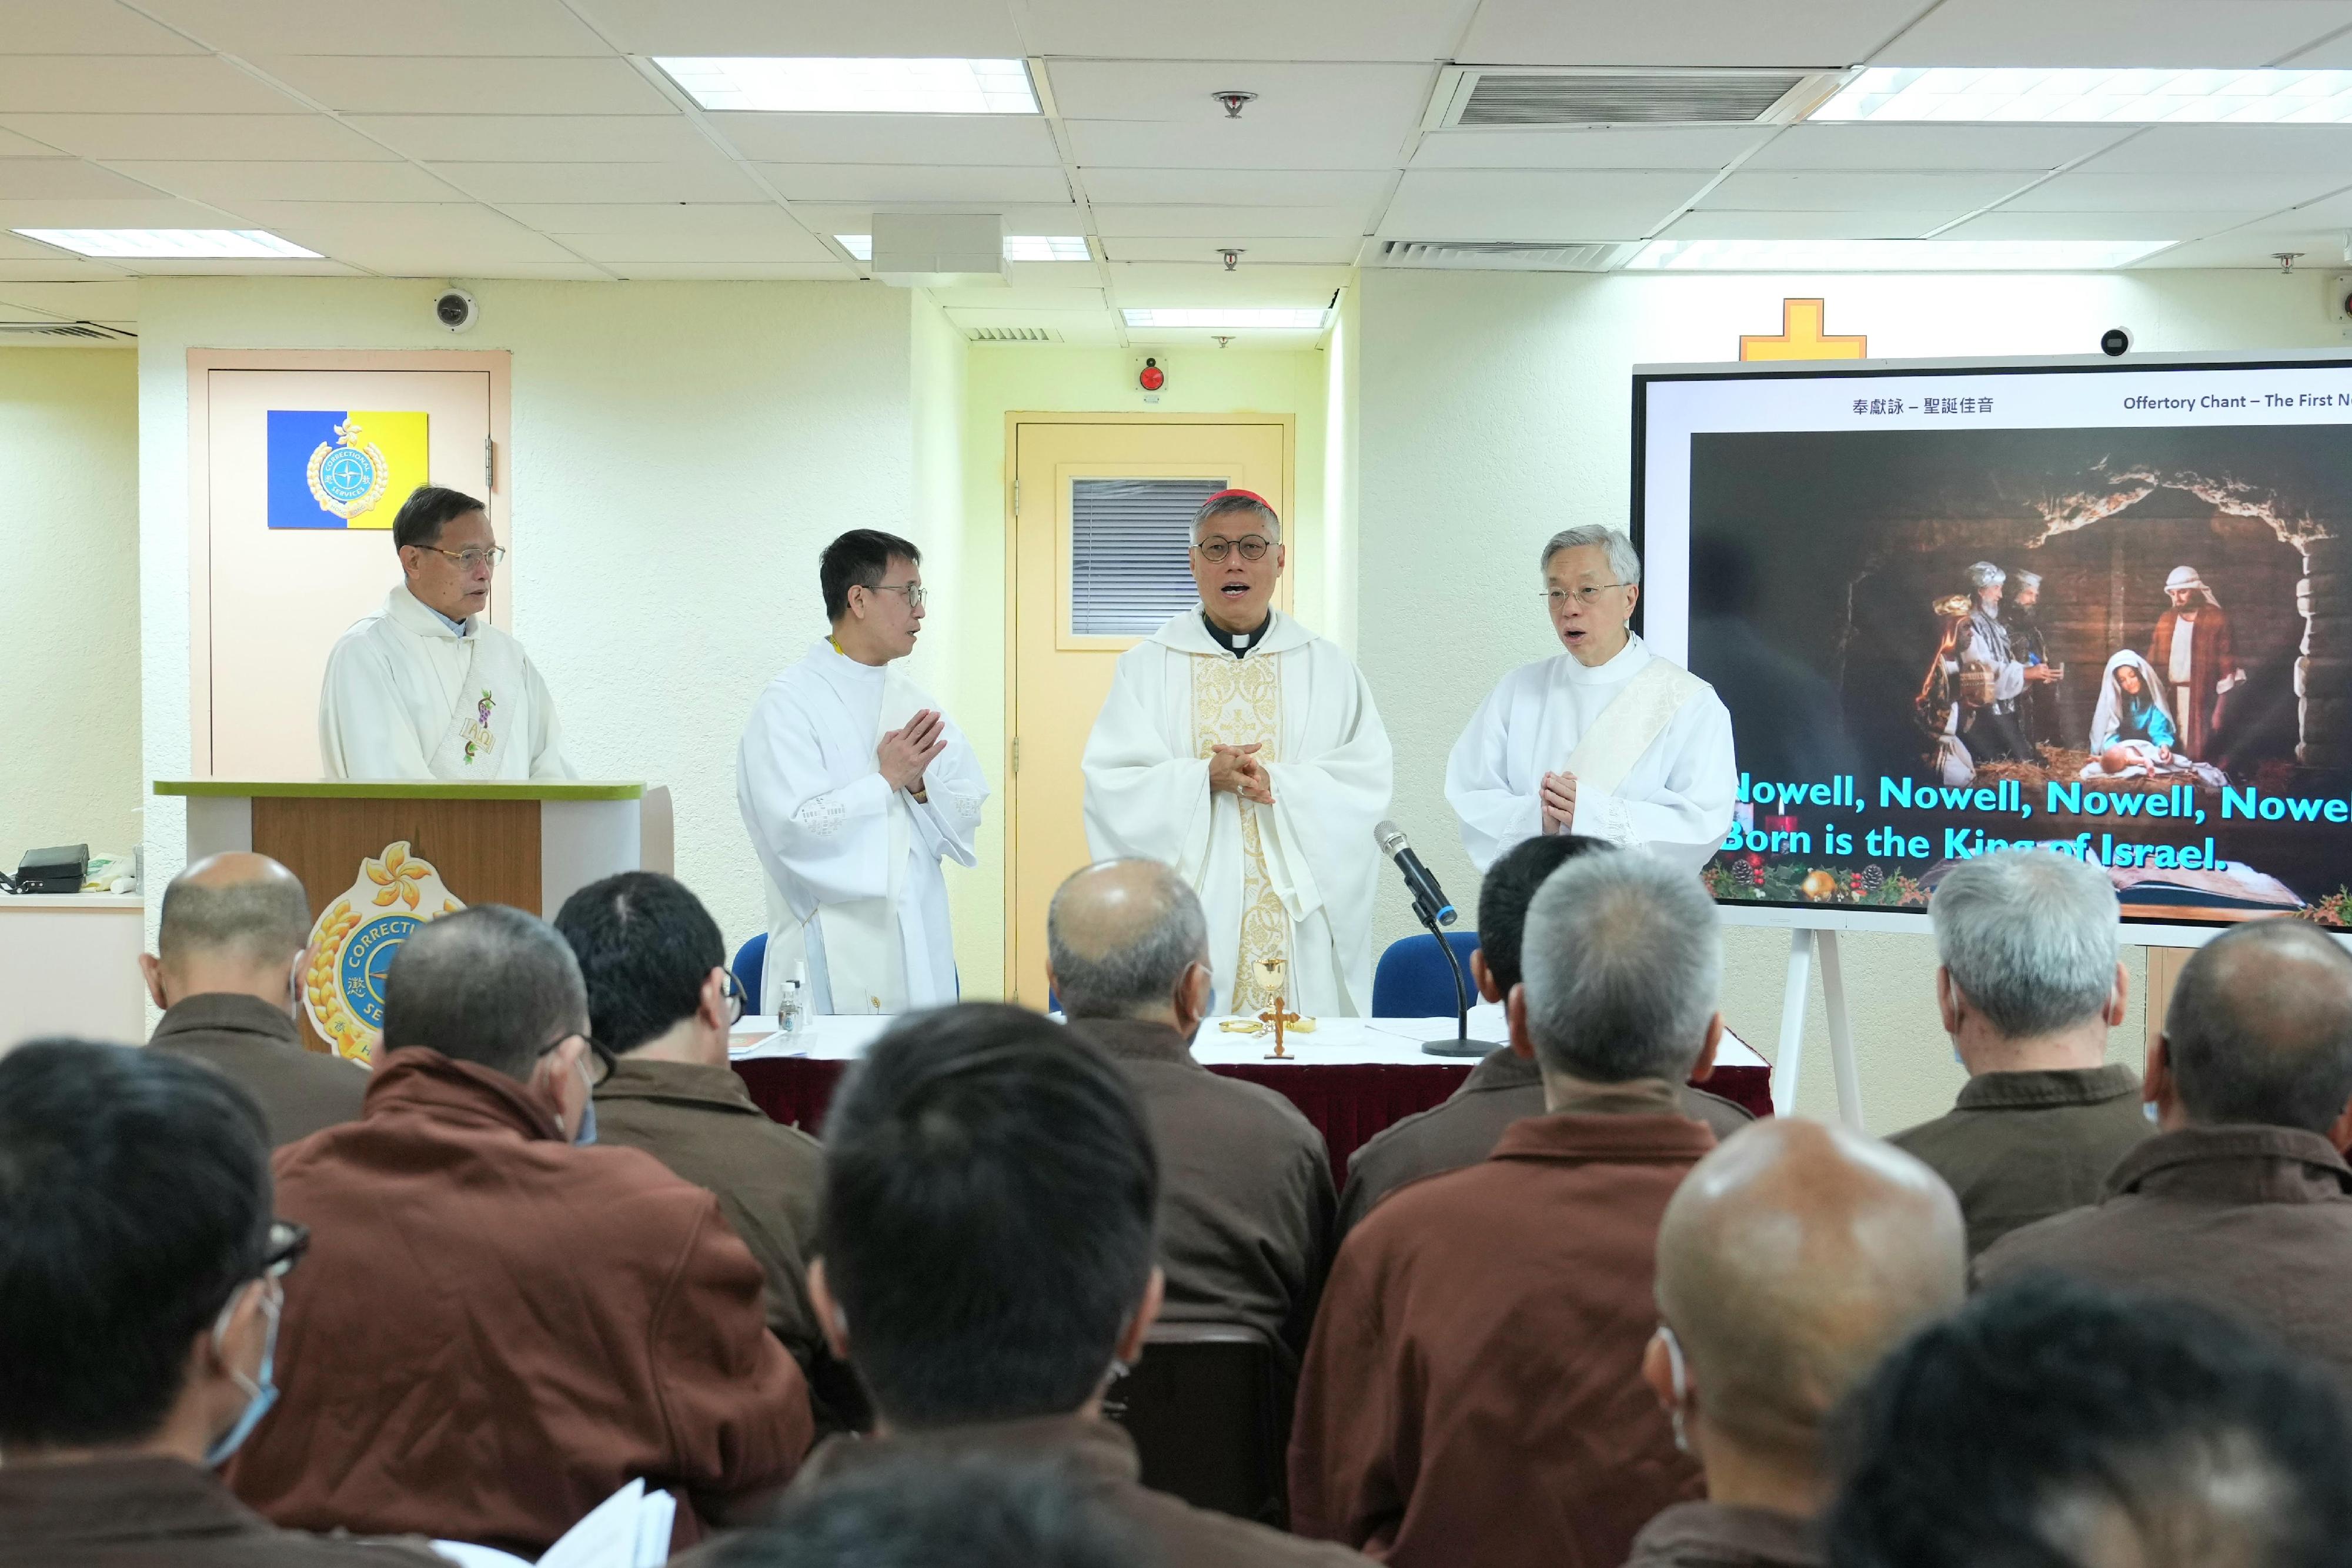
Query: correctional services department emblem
xmin=306 ymin=418 xmax=390 ymax=521
xmin=303 ymin=841 xmax=463 ymax=1063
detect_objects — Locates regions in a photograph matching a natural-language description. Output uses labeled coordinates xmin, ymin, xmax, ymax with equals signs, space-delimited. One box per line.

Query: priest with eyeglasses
xmin=1082 ymin=489 xmax=1392 ymax=1018
xmin=1446 ymin=525 xmax=1736 ymax=875
xmin=318 ymin=484 xmax=573 ymax=780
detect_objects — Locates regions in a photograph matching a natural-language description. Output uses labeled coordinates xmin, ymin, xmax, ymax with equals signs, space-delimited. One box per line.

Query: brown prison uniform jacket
xmin=148 ymin=993 xmax=369 ymax=1148
xmin=590 ymin=1054 xmax=861 ymax=1427
xmin=779 ymin=1417 xmax=1370 ymax=1568
xmin=1292 ymin=1082 xmax=1713 ymax=1568
xmin=0 ymin=1457 xmax=445 ymax=1568
xmin=1977 ymin=1124 xmax=2352 ymax=1391
xmin=1337 ymin=1046 xmax=1753 ymax=1235
xmin=1620 ymin=1502 xmax=1824 ymax=1568
xmin=227 ymin=1049 xmax=813 ymax=1557
xmin=1065 ymin=1017 xmax=1335 ymax=1366
xmin=1887 ymin=1064 xmax=2152 ymax=1256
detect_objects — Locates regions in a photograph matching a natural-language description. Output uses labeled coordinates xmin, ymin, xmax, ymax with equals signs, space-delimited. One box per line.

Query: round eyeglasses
xmin=1195 ymin=535 xmax=1272 ymax=563
xmin=1546 ymin=583 xmax=1629 ymax=608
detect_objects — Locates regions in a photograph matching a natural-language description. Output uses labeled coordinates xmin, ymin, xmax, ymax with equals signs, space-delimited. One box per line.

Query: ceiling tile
xmin=226 ymin=200 xmax=590 ymax=261
xmin=1044 ymin=61 xmax=1436 ymax=129
xmin=1067 ymin=116 xmax=1411 ymax=172
xmin=135 ymin=0 xmax=616 ymax=55
xmin=497 ymin=201 xmax=806 ymax=238
xmin=2237 ymin=185 xmax=2352 ymax=230
xmin=1104 ymin=261 xmax=1354 ymax=303
xmin=1656 ymin=209 xmax=1955 ymax=239
xmin=1701 ymin=169 xmax=2036 ymax=211
xmin=1411 ymin=126 xmax=1769 ymax=170
xmin=251 ymin=56 xmax=673 ymax=116
xmin=759 ymin=164 xmax=1073 ymax=205
xmin=11 ymin=1 xmax=207 ymax=53
xmin=347 ymin=114 xmax=707 ymax=163
xmin=1091 ymin=204 xmax=1371 ymax=238
xmin=1100 ymin=236 xmax=1364 ymax=263
xmin=597 ymin=261 xmax=854 ymax=279
xmin=0 ymin=197 xmax=252 ymax=227
xmin=431 ymin=160 xmax=761 ymax=204
xmin=0 ymin=231 xmax=78 ymax=260
xmin=1023 ymin=0 xmax=1478 ymax=61
xmin=2128 ymin=230 xmax=2336 ymax=267
xmin=106 ymin=256 xmax=365 ymax=275
xmin=569 ymin=0 xmax=1028 ymax=56
xmin=789 ymin=201 xmax=1085 ymax=233
xmin=556 ymin=230 xmax=837 ymax=264
xmin=0 ymin=113 xmax=403 ymax=162
xmin=1743 ymin=123 xmax=2132 ymax=171
xmin=0 ymin=160 xmax=173 ymax=200
xmin=0 ymin=56 xmax=309 ymax=115
xmin=1875 ymin=0 xmax=2352 ymax=67
xmin=1997 ymin=171 xmax=2341 ymax=213
xmin=1941 ymin=210 xmax=2254 ymax=240
xmin=2071 ymin=125 xmax=2352 ymax=178
xmin=707 ymin=113 xmax=1062 ymax=168
xmin=109 ymin=160 xmax=467 ymax=204
xmin=1078 ymin=169 xmax=1391 ymax=209
xmin=1459 ymin=0 xmax=1919 ymax=66
xmin=1377 ymin=169 xmax=1712 ymax=241
xmin=0 ymin=280 xmax=139 ymax=317
xmin=0 ymin=258 xmax=134 ymax=279
xmin=0 ymin=127 xmax=64 ymax=157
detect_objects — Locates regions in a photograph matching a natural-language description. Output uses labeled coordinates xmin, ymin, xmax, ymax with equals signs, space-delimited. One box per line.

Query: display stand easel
xmin=1773 ymin=928 xmax=1863 ymax=1126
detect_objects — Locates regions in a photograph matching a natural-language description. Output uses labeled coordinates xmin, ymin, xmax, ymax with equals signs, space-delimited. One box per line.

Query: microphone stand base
xmin=1421 ymin=1036 xmax=1498 ymax=1059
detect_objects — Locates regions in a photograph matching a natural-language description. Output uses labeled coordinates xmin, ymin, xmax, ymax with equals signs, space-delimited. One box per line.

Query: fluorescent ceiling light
xmin=1122 ymin=307 xmax=1332 ymax=330
xmin=657 ymin=56 xmax=1038 ymax=114
xmin=1815 ymin=66 xmax=2352 ymax=123
xmin=15 ymin=227 xmax=320 ymax=259
xmin=1626 ymin=238 xmax=2175 ymax=270
xmin=836 ymin=234 xmax=1090 ymax=262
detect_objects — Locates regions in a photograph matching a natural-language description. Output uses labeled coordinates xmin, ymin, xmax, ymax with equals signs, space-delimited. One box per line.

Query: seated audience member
xmin=141 ymin=852 xmax=368 ymax=1146
xmin=1290 ymin=851 xmax=1725 ymax=1568
xmin=0 ymin=1039 xmax=440 ymax=1567
xmin=706 ymin=1454 xmax=1144 ymax=1568
xmin=795 ymin=1002 xmax=1366 ymax=1567
xmin=228 ymin=906 xmax=813 ymax=1556
xmin=1339 ymin=834 xmax=1750 ymax=1233
xmin=1626 ymin=1119 xmax=1965 ymax=1568
xmin=554 ymin=872 xmax=853 ymax=1427
xmin=1048 ymin=858 xmax=1333 ymax=1368
xmin=1828 ymin=1275 xmax=2352 ymax=1568
xmin=1888 ymin=850 xmax=2147 ymax=1255
xmin=1976 ymin=918 xmax=2352 ymax=1389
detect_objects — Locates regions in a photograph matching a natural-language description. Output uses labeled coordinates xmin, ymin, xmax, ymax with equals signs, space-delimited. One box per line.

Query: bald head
xmin=2168 ymin=920 xmax=2352 ymax=1135
xmin=1047 ymin=860 xmax=1210 ymax=1022
xmin=144 ymin=853 xmax=313 ymax=1011
xmin=1657 ymin=1119 xmax=1965 ymax=1460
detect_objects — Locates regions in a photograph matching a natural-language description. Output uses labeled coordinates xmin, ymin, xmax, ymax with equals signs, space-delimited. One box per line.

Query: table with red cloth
xmin=730 ymin=1008 xmax=1773 ymax=1187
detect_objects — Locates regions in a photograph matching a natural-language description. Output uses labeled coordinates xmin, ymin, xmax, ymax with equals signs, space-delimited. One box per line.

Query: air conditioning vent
xmin=1427 ymin=67 xmax=1842 ymax=130
xmin=0 ymin=320 xmax=135 ymax=340
xmin=1374 ymin=240 xmax=1636 ymax=272
xmin=965 ymin=325 xmax=1061 ymax=342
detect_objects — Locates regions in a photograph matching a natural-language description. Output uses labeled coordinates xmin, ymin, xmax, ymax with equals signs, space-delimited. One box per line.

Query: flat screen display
xmin=1635 ymin=355 xmax=2352 ymax=929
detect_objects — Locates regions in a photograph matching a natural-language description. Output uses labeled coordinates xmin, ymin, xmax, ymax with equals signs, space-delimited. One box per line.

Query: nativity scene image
xmin=1688 ymin=421 xmax=2352 ymax=924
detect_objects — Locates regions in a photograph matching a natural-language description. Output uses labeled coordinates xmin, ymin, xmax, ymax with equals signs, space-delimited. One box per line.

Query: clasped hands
xmin=1208 ymin=742 xmax=1276 ymax=806
xmin=1541 ymin=770 xmax=1578 ymax=833
xmin=878 ymin=708 xmax=947 ymax=795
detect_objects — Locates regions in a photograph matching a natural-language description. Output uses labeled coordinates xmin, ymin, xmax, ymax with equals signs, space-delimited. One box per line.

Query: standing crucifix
xmin=1255 ymin=956 xmax=1301 ymax=1058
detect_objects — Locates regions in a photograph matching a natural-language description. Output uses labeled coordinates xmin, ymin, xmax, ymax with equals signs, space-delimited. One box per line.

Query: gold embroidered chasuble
xmin=1192 ymin=648 xmax=1290 ymax=1015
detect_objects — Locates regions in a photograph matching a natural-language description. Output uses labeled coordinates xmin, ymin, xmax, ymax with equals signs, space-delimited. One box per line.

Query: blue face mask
xmin=204 ymin=1282 xmax=280 ymax=1467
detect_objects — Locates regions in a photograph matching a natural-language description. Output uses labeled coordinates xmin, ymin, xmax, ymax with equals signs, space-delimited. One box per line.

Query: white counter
xmin=0 ymin=892 xmax=148 ymax=1049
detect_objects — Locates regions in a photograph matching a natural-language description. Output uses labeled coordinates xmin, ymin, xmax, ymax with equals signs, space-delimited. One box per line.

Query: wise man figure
xmin=1082 ymin=489 xmax=1393 ymax=1019
xmin=1447 ymin=525 xmax=1738 ymax=876
xmin=1957 ymin=561 xmax=2057 ymax=764
xmin=2009 ymin=569 xmax=2062 ymax=748
xmin=2148 ymin=566 xmax=2244 ymax=760
xmin=319 ymin=485 xmax=572 ymax=780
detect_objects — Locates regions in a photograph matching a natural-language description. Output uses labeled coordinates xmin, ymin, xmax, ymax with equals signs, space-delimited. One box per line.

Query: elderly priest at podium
xmin=318 ymin=485 xmax=573 ymax=780
xmin=1447 ymin=524 xmax=1735 ymax=877
xmin=1082 ymin=489 xmax=1392 ymax=1019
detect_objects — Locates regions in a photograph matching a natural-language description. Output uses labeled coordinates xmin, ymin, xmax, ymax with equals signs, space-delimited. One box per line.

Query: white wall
xmin=0 ymin=346 xmax=140 ymax=876
xmin=1358 ymin=266 xmax=2347 ymax=1132
xmin=138 ymin=278 xmax=915 ymax=955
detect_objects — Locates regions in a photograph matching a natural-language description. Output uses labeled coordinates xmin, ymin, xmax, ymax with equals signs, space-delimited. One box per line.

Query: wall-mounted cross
xmin=1740 ymin=298 xmax=1867 ymax=361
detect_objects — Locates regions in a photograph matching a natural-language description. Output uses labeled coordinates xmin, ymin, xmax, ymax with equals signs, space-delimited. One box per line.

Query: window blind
xmin=1070 ymin=477 xmax=1228 ymax=636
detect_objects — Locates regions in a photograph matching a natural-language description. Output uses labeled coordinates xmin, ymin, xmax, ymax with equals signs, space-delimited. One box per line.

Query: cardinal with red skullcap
xmin=1081 ymin=489 xmax=1393 ymax=1018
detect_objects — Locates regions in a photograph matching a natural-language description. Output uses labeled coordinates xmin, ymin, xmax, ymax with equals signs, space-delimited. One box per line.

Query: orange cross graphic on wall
xmin=1740 ymin=298 xmax=1867 ymax=361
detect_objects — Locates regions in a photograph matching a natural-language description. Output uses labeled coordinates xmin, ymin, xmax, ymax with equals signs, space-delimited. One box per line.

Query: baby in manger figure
xmin=2080 ymin=650 xmax=2226 ymax=787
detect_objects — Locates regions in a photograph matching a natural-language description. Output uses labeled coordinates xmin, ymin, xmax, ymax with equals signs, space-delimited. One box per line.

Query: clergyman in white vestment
xmin=1083 ymin=489 xmax=1392 ymax=1019
xmin=1447 ymin=524 xmax=1736 ymax=877
xmin=738 ymin=529 xmax=988 ymax=1017
xmin=318 ymin=486 xmax=573 ymax=781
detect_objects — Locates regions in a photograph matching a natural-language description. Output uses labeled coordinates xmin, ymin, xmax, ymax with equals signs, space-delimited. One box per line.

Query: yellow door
xmin=1007 ymin=416 xmax=1292 ymax=1005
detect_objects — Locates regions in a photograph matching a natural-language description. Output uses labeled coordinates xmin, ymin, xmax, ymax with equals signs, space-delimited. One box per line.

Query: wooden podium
xmin=155 ymin=779 xmax=668 ymax=1056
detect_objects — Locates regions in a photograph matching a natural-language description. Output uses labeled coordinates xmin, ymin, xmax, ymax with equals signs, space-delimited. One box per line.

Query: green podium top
xmin=154 ymin=779 xmax=645 ymax=802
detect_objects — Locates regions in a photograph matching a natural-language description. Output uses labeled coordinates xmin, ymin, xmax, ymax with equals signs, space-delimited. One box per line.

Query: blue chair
xmin=732 ymin=932 xmax=768 ymax=1010
xmin=1371 ymin=931 xmax=1483 ymax=1018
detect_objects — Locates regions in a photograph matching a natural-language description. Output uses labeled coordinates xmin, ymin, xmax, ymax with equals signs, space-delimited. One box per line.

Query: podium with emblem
xmin=155 ymin=779 xmax=667 ymax=1061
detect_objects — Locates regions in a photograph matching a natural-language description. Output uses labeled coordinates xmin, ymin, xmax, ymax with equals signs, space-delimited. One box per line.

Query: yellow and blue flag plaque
xmin=267 ymin=409 xmax=429 ymax=530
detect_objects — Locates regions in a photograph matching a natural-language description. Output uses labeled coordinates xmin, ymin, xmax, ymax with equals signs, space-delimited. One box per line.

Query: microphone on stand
xmin=1372 ymin=820 xmax=1494 ymax=1059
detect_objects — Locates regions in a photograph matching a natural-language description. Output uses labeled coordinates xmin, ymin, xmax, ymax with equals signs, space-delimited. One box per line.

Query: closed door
xmin=202 ymin=368 xmax=497 ymax=777
xmin=1007 ymin=417 xmax=1291 ymax=1004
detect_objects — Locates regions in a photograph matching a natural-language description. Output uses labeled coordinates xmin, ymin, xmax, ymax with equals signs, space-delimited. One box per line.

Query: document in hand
xmin=430 ymin=1479 xmax=677 ymax=1568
